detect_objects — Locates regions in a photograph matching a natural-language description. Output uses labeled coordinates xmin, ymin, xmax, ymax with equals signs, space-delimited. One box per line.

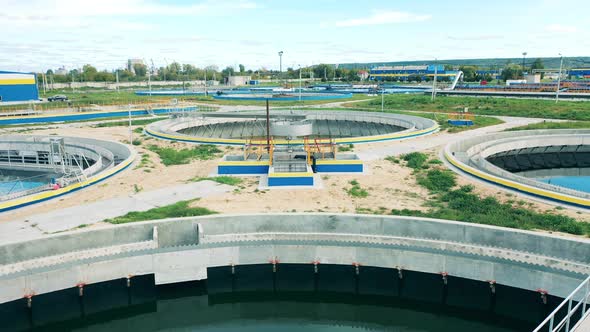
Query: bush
xmin=105 ymin=200 xmax=217 ymax=224
xmin=402 ymin=152 xmax=428 ymax=170
xmin=418 ymin=169 xmax=457 ymax=192
xmin=148 ymin=144 xmax=221 ymax=165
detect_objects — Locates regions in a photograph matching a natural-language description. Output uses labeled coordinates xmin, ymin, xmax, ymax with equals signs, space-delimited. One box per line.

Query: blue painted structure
xmin=213 ymin=92 xmax=352 ymax=101
xmin=218 ymin=165 xmax=269 ymax=175
xmin=315 ymin=164 xmax=363 ymax=173
xmin=448 ymin=119 xmax=474 ymax=126
xmin=0 ymin=71 xmax=39 ymax=102
xmin=0 ymin=107 xmax=197 ymax=126
xmin=268 ymin=176 xmax=314 ymax=186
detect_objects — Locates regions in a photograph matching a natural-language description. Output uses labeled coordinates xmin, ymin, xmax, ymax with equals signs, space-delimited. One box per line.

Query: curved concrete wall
xmin=0 ymin=135 xmax=136 ymax=212
xmin=146 ymin=111 xmax=439 ymax=145
xmin=1 ymin=213 xmax=588 ymax=304
xmin=445 ymin=129 xmax=590 ymax=208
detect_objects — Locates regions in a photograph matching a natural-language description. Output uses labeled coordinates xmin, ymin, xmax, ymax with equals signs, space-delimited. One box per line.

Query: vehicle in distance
xmin=47 ymin=95 xmax=68 ymax=102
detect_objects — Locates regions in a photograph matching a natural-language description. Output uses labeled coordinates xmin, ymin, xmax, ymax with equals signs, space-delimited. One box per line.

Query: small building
xmin=525 ymin=74 xmax=541 ymax=84
xmin=227 ymin=76 xmax=251 ymax=86
xmin=0 ymin=71 xmax=39 ymax=103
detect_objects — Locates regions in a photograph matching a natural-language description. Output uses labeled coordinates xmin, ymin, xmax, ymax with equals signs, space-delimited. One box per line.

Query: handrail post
xmin=566 ymin=298 xmax=573 ymax=332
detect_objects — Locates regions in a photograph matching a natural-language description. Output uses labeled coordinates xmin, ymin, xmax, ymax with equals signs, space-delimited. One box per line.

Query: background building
xmin=369 ymin=64 xmax=457 ymax=81
xmin=0 ymin=71 xmax=39 ymax=102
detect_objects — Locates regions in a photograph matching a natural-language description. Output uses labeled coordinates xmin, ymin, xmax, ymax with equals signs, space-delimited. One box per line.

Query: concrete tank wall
xmin=0 ymin=214 xmax=588 ymax=304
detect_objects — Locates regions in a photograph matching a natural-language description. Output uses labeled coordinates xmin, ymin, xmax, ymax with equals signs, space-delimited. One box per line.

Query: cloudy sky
xmin=1 ymin=0 xmax=588 ymax=72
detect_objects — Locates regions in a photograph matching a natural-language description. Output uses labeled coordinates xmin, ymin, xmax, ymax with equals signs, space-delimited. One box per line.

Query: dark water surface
xmin=1 ymin=264 xmax=558 ymax=332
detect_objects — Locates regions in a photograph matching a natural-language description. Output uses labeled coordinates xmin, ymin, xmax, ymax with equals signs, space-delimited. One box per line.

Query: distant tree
xmin=459 ymin=66 xmax=478 ymax=82
xmin=239 ymin=64 xmax=245 ymax=73
xmin=221 ymin=66 xmax=235 ymax=81
xmin=500 ymin=64 xmax=523 ymax=81
xmin=133 ymin=63 xmax=147 ymax=77
xmin=82 ymin=64 xmax=98 ymax=81
xmin=45 ymin=69 xmax=54 ymax=75
xmin=345 ymin=70 xmax=359 ymax=82
xmin=530 ymin=58 xmax=545 ymax=78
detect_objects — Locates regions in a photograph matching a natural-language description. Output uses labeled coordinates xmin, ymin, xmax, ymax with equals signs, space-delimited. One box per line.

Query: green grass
xmin=94 ymin=117 xmax=164 ymax=128
xmin=353 ymin=94 xmax=590 ymax=120
xmin=506 ymin=121 xmax=590 ymax=131
xmin=346 ymin=180 xmax=368 ymax=198
xmin=391 ymin=185 xmax=590 ymax=236
xmin=190 ymin=176 xmax=243 ymax=186
xmin=417 ymin=169 xmax=457 ymax=192
xmin=105 ymin=200 xmax=217 ymax=224
xmin=147 ymin=144 xmax=222 ymax=165
xmin=402 ymin=152 xmax=429 ymax=170
xmin=338 ymin=144 xmax=354 ymax=152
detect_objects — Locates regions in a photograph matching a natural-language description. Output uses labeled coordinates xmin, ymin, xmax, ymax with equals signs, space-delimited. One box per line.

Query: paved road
xmin=0 ymin=180 xmax=230 ymax=244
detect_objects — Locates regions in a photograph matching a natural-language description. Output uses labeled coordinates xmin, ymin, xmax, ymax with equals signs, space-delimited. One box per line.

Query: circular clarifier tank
xmin=146 ymin=110 xmax=439 ymax=145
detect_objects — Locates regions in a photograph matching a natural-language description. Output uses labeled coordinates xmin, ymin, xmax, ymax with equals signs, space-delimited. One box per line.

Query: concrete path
xmin=356 ymin=116 xmax=547 ymax=161
xmin=0 ymin=180 xmax=230 ymax=244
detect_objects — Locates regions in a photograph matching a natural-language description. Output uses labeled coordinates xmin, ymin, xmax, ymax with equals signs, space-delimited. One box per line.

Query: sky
xmin=1 ymin=0 xmax=589 ymax=72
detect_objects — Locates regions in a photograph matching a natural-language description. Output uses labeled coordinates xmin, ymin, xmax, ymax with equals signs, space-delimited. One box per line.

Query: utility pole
xmin=278 ymin=51 xmax=283 ymax=84
xmin=298 ymin=64 xmax=302 ymax=102
xmin=381 ymin=85 xmax=385 ymax=112
xmin=128 ymin=104 xmax=133 ymax=144
xmin=204 ymin=68 xmax=207 ymax=95
xmin=431 ymin=59 xmax=438 ymax=101
xmin=115 ymin=70 xmax=119 ymax=93
xmin=556 ymin=53 xmax=564 ymax=103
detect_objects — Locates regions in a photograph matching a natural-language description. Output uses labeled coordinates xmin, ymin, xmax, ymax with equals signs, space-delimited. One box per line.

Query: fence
xmin=533 ymin=275 xmax=590 ymax=332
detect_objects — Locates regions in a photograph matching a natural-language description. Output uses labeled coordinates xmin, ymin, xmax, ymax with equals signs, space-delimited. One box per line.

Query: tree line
xmin=40 ymin=62 xmax=364 ymax=84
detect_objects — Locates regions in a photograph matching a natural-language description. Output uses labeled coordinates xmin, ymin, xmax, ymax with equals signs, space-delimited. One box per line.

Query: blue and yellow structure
xmin=0 ymin=148 xmax=136 ymax=213
xmin=444 ymin=149 xmax=590 ymax=209
xmin=0 ymin=107 xmax=197 ymax=126
xmin=268 ymin=168 xmax=315 ymax=186
xmin=0 ymin=71 xmax=39 ymax=102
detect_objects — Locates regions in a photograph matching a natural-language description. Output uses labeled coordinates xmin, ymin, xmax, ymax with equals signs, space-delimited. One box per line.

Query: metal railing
xmin=533 ymin=275 xmax=590 ymax=332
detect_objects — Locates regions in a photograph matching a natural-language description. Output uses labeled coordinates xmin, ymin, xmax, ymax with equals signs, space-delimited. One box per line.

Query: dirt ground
xmin=0 ymin=123 xmax=588 ymax=224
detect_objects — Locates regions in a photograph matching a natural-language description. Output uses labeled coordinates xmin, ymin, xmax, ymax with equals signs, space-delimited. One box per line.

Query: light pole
xmin=522 ymin=52 xmax=527 ymax=75
xmin=431 ymin=58 xmax=438 ymax=101
xmin=298 ymin=64 xmax=302 ymax=102
xmin=556 ymin=53 xmax=564 ymax=103
xmin=381 ymin=86 xmax=385 ymax=112
xmin=278 ymin=51 xmax=283 ymax=83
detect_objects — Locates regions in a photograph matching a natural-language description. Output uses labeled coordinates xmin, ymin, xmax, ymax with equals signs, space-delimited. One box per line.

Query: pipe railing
xmin=533 ymin=275 xmax=590 ymax=332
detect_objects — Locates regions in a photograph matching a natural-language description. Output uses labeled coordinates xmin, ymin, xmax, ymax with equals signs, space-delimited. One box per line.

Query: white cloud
xmin=334 ymin=11 xmax=431 ymax=27
xmin=448 ymin=35 xmax=503 ymax=41
xmin=545 ymin=24 xmax=578 ymax=33
xmin=0 ymin=0 xmax=259 ymax=22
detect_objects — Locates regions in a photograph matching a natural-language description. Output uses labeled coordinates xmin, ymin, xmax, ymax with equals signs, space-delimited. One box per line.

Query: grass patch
xmin=506 ymin=121 xmax=590 ymax=131
xmin=94 ymin=117 xmax=164 ymax=128
xmin=402 ymin=152 xmax=429 ymax=170
xmin=346 ymin=180 xmax=368 ymax=198
xmin=338 ymin=144 xmax=354 ymax=152
xmin=105 ymin=200 xmax=217 ymax=224
xmin=190 ymin=176 xmax=243 ymax=186
xmin=417 ymin=169 xmax=457 ymax=192
xmin=356 ymin=94 xmax=590 ymax=121
xmin=147 ymin=144 xmax=221 ymax=166
xmin=391 ymin=185 xmax=590 ymax=236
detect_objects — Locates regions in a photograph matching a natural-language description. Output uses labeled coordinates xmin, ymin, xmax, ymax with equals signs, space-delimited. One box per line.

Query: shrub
xmin=402 ymin=152 xmax=428 ymax=170
xmin=418 ymin=169 xmax=457 ymax=192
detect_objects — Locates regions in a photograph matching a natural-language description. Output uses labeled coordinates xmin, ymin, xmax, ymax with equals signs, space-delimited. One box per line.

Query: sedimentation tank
xmin=146 ymin=110 xmax=439 ymax=145
xmin=0 ymin=213 xmax=588 ymax=331
xmin=445 ymin=129 xmax=590 ymax=208
xmin=0 ymin=135 xmax=135 ymax=212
